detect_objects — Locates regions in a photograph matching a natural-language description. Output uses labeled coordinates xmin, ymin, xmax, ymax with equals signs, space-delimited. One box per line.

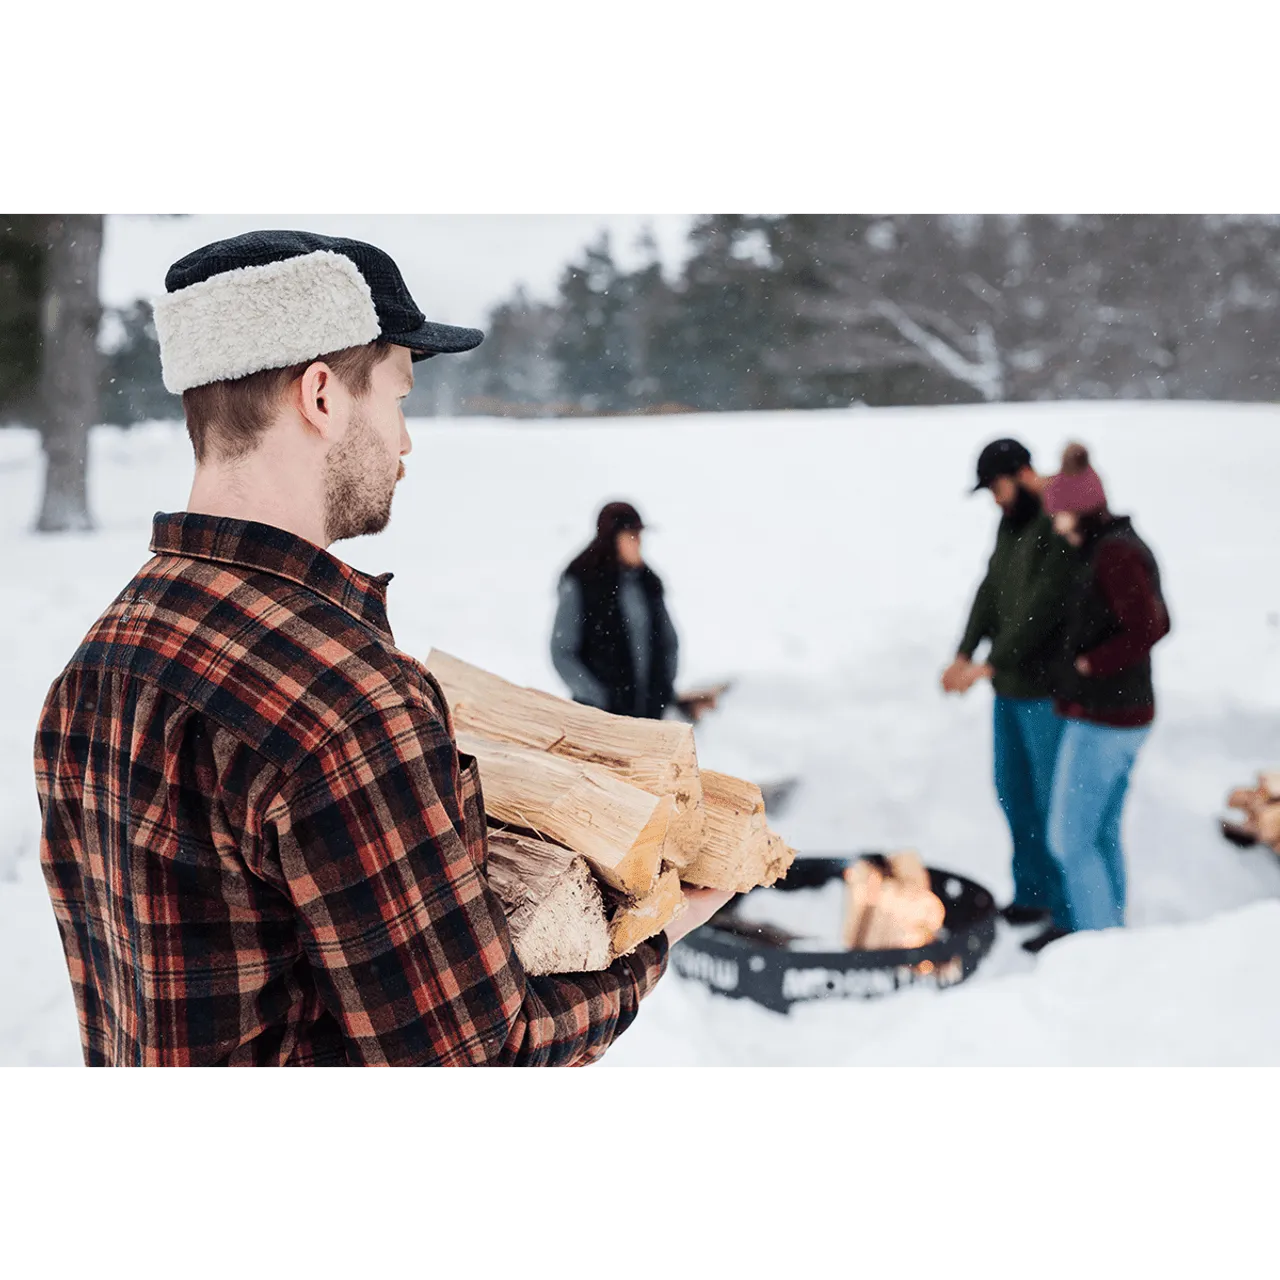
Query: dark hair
xmin=1075 ymin=509 xmax=1114 ymax=548
xmin=566 ymin=501 xmax=644 ymax=579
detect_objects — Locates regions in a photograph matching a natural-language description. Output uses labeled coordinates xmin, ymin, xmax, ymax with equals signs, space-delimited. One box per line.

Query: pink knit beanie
xmin=1042 ymin=442 xmax=1108 ymax=516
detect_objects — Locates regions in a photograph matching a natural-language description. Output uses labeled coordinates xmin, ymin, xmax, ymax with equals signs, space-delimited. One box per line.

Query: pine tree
xmin=100 ymin=301 xmax=180 ymax=426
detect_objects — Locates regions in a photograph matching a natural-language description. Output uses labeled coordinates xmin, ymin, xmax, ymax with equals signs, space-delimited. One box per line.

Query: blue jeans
xmin=1047 ymin=718 xmax=1151 ymax=932
xmin=992 ymin=696 xmax=1066 ymax=922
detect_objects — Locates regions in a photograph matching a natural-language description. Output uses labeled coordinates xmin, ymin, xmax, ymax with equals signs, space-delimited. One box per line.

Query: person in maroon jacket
xmin=1024 ymin=445 xmax=1171 ymax=954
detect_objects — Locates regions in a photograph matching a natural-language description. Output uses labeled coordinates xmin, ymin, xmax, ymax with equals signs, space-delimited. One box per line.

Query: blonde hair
xmin=181 ymin=341 xmax=393 ymax=464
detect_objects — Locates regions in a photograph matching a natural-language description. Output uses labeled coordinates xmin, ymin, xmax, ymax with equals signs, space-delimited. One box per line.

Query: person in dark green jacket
xmin=941 ymin=438 xmax=1075 ymax=931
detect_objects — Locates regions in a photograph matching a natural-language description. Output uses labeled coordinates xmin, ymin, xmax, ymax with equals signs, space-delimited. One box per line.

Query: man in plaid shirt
xmin=34 ymin=230 xmax=731 ymax=1066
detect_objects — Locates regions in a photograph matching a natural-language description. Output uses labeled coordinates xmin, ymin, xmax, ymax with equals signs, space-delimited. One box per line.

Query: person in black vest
xmin=551 ymin=501 xmax=680 ymax=719
xmin=1024 ymin=445 xmax=1171 ymax=954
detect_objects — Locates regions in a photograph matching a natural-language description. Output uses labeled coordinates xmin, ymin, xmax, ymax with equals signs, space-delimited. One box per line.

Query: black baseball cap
xmin=972 ymin=438 xmax=1033 ymax=492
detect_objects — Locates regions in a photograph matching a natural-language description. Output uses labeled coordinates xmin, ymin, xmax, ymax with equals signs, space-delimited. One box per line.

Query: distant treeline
xmin=7 ymin=214 xmax=1280 ymax=427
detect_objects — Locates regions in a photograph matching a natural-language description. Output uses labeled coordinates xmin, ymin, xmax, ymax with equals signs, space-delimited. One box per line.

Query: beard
xmin=323 ymin=411 xmax=402 ymax=545
xmin=1002 ymin=482 xmax=1042 ymax=527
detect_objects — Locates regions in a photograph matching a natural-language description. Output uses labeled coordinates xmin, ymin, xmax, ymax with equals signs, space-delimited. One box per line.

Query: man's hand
xmin=941 ymin=656 xmax=973 ymax=694
xmin=677 ymin=694 xmax=717 ymax=723
xmin=963 ymin=662 xmax=995 ymax=691
xmin=665 ymin=885 xmax=736 ymax=945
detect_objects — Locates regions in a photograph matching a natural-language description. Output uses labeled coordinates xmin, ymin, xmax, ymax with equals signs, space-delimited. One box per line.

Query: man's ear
xmin=298 ymin=361 xmax=337 ymax=439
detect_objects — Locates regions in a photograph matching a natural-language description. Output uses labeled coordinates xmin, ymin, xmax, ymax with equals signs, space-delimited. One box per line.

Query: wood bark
xmin=429 ymin=649 xmax=705 ymax=867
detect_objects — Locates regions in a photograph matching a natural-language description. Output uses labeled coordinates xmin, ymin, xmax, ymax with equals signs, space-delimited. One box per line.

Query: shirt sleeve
xmin=1081 ymin=541 xmax=1167 ymax=678
xmin=262 ymin=700 xmax=667 ymax=1066
xmin=550 ymin=576 xmax=610 ymax=709
xmin=957 ymin=569 xmax=994 ymax=659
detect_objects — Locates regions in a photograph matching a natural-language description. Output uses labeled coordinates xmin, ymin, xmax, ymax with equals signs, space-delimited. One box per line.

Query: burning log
xmin=841 ymin=854 xmax=946 ymax=951
xmin=458 ymin=732 xmax=672 ymax=897
xmin=429 ymin=650 xmax=705 ymax=868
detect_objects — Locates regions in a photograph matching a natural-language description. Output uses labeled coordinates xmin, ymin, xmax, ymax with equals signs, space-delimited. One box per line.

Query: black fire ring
xmin=671 ymin=856 xmax=997 ymax=1014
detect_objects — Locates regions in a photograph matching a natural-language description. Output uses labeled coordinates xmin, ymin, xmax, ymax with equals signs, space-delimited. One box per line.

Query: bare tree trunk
xmin=35 ymin=214 xmax=102 ymax=533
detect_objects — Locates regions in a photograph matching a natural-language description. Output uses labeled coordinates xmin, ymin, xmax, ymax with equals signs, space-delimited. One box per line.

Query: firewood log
xmin=607 ymin=866 xmax=686 ymax=961
xmin=680 ymin=770 xmax=796 ymax=892
xmin=486 ymin=830 xmax=611 ymax=976
xmin=458 ymin=732 xmax=672 ymax=896
xmin=842 ymin=856 xmax=946 ymax=951
xmin=428 ymin=650 xmax=705 ymax=868
xmin=887 ymin=849 xmax=930 ymax=895
xmin=841 ymin=860 xmax=883 ymax=949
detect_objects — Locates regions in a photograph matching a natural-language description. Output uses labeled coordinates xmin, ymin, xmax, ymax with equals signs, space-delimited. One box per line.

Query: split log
xmin=607 ymin=866 xmax=686 ymax=961
xmin=428 ymin=649 xmax=705 ymax=868
xmin=486 ymin=830 xmax=612 ymax=976
xmin=680 ymin=770 xmax=796 ymax=893
xmin=459 ymin=732 xmax=672 ymax=896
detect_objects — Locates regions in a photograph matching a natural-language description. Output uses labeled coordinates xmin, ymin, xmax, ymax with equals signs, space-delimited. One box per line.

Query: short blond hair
xmin=181 ymin=340 xmax=393 ymax=463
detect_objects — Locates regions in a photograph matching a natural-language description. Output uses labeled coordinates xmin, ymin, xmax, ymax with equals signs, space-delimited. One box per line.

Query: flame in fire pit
xmin=842 ymin=852 xmax=946 ymax=952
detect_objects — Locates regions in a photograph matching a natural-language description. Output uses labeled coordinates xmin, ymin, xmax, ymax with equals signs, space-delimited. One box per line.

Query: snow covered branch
xmin=872 ymin=299 xmax=1005 ymax=401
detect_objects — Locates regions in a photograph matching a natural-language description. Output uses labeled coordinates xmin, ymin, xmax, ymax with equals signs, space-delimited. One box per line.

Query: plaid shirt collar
xmin=150 ymin=511 xmax=395 ymax=639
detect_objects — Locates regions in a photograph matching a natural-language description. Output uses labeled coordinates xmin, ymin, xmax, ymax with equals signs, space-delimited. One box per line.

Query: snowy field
xmin=3 ymin=401 xmax=1279 ymax=1066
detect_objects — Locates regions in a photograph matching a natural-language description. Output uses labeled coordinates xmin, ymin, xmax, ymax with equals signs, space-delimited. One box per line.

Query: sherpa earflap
xmin=156 ymin=229 xmax=485 ymax=392
xmin=153 ymin=250 xmax=381 ymax=394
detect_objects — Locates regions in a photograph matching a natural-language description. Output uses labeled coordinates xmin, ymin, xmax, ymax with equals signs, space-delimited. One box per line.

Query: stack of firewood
xmin=1222 ymin=771 xmax=1280 ymax=853
xmin=427 ymin=651 xmax=796 ymax=975
xmin=841 ymin=852 xmax=946 ymax=951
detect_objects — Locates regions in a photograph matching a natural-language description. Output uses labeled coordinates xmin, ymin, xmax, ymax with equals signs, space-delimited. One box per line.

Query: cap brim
xmin=385 ymin=320 xmax=485 ymax=361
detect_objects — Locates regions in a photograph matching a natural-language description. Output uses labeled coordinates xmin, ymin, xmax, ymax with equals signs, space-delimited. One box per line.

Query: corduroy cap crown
xmin=154 ymin=229 xmax=484 ymax=394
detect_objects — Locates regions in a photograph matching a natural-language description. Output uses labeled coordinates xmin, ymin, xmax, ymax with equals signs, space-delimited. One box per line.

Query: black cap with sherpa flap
xmin=153 ymin=229 xmax=484 ymax=394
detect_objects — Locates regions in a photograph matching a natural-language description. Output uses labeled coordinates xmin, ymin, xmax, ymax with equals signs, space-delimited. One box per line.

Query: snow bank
xmin=3 ymin=402 xmax=1278 ymax=1065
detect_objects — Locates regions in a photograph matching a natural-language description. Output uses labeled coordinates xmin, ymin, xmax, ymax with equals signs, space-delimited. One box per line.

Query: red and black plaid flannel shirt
xmin=34 ymin=512 xmax=667 ymax=1066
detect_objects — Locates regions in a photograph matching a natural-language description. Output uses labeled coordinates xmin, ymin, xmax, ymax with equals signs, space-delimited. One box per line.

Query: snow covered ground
xmin=3 ymin=401 xmax=1279 ymax=1065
